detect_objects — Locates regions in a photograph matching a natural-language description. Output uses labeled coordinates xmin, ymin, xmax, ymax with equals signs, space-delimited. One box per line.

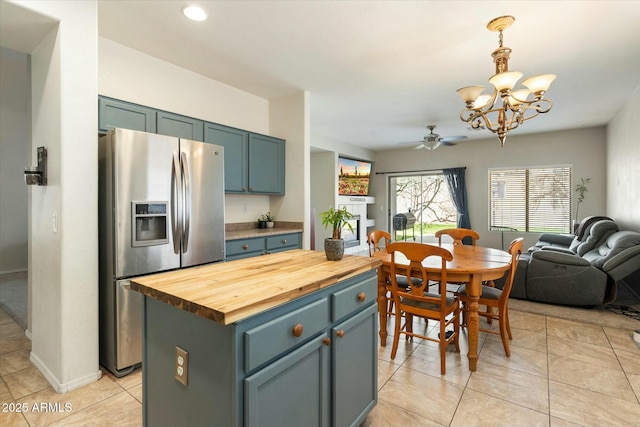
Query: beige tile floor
xmin=1 ymin=304 xmax=640 ymax=426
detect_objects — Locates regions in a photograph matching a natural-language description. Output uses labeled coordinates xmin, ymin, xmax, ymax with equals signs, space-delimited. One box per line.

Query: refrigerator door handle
xmin=181 ymin=152 xmax=191 ymax=253
xmin=171 ymin=152 xmax=183 ymax=254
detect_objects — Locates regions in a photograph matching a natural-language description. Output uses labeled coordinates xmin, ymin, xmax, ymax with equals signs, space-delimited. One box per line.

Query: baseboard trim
xmin=0 ymin=269 xmax=28 ymax=277
xmin=29 ymin=351 xmax=102 ymax=393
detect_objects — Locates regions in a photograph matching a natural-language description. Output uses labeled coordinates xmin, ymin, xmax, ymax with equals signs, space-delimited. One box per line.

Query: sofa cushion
xmin=574 ymin=215 xmax=613 ymax=240
xmin=572 ymin=220 xmax=619 ymax=256
xmin=582 ymin=231 xmax=640 ymax=269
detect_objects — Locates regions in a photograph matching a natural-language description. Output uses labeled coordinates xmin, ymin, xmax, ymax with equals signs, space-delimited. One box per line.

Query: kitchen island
xmin=130 ymin=249 xmax=381 ymax=427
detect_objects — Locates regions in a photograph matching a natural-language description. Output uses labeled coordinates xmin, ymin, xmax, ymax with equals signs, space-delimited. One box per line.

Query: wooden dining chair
xmin=454 ymin=237 xmax=524 ymax=357
xmin=435 ymin=228 xmax=484 ymax=293
xmin=367 ymin=230 xmax=418 ymax=318
xmin=367 ymin=229 xmax=391 ymax=256
xmin=435 ymin=228 xmax=480 ymax=246
xmin=387 ymin=242 xmax=460 ymax=375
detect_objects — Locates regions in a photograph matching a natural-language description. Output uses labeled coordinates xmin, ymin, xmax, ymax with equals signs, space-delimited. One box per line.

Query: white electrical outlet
xmin=175 ymin=346 xmax=188 ymax=385
xmin=52 ymin=213 xmax=58 ymax=233
xmin=243 ymin=204 xmax=248 ymax=214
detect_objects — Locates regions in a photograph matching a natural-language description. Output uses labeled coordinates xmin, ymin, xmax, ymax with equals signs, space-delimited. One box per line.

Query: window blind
xmin=489 ymin=166 xmax=572 ymax=233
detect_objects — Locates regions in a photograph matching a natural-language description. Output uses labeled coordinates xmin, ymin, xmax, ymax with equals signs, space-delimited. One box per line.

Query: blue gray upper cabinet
xmin=98 ymin=96 xmax=285 ymax=195
xmin=248 ymin=134 xmax=285 ymax=195
xmin=157 ymin=111 xmax=204 ymax=141
xmin=205 ymin=124 xmax=285 ymax=195
xmin=98 ymin=97 xmax=156 ymax=134
xmin=204 ymin=123 xmax=249 ymax=193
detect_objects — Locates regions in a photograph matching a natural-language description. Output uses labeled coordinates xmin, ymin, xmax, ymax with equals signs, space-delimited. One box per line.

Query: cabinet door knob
xmin=249 ymin=187 xmax=254 ymax=192
xmin=336 ymin=330 xmax=345 ymax=338
xmin=357 ymin=292 xmax=366 ymax=302
xmin=242 ymin=187 xmax=247 ymax=192
xmin=292 ymin=324 xmax=304 ymax=337
xmin=322 ymin=337 xmax=331 ymax=346
xmin=242 ymin=244 xmax=249 ymax=250
xmin=281 ymin=239 xmax=287 ymax=244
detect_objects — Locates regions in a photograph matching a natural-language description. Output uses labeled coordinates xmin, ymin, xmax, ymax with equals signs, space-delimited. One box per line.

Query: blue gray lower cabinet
xmin=226 ymin=232 xmax=302 ymax=260
xmin=141 ymin=270 xmax=378 ymax=427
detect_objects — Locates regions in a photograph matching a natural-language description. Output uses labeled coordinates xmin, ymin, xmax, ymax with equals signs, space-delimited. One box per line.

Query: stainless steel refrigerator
xmin=98 ymin=128 xmax=225 ymax=377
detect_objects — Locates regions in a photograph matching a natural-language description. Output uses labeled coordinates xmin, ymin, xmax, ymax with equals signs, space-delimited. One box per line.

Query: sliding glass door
xmin=388 ymin=173 xmax=457 ymax=242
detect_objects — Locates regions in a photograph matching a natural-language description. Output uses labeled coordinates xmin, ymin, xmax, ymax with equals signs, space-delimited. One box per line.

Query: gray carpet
xmin=0 ymin=272 xmax=28 ymax=329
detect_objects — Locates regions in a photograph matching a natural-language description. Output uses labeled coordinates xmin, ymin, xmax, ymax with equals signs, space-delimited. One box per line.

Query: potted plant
xmin=320 ymin=207 xmax=354 ymax=261
xmin=258 ymin=212 xmax=275 ymax=229
xmin=574 ymin=177 xmax=591 ymax=231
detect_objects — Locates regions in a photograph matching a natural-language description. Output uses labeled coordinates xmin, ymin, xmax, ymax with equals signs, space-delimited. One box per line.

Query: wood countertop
xmin=130 ymin=249 xmax=381 ymax=325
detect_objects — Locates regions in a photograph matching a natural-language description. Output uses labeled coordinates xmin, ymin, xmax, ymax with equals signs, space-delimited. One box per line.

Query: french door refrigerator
xmin=99 ymin=128 xmax=225 ymax=377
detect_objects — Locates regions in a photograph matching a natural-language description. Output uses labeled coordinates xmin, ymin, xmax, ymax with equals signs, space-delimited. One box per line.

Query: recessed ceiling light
xmin=183 ymin=5 xmax=207 ymax=21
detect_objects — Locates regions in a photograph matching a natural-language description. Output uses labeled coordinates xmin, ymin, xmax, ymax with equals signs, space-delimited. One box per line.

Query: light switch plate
xmin=175 ymin=346 xmax=188 ymax=386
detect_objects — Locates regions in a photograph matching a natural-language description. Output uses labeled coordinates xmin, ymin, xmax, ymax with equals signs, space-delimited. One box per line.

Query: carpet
xmin=0 ymin=272 xmax=28 ymax=329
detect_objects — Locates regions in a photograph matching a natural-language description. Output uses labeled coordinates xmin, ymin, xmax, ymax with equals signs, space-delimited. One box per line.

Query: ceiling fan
xmin=413 ymin=125 xmax=467 ymax=150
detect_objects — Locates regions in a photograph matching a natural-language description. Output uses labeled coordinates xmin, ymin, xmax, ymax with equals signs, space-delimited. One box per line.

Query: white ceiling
xmin=98 ymin=2 xmax=640 ymax=149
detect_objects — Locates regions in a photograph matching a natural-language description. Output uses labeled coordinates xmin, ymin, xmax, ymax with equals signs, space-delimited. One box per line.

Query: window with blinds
xmin=489 ymin=166 xmax=572 ymax=233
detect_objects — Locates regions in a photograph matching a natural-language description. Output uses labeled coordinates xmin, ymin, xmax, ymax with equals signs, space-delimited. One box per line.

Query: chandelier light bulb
xmin=473 ymin=94 xmax=492 ymax=109
xmin=522 ymin=74 xmax=557 ymax=95
xmin=489 ymin=71 xmax=523 ymax=92
xmin=508 ymin=89 xmax=530 ymax=106
xmin=456 ymin=85 xmax=485 ymax=103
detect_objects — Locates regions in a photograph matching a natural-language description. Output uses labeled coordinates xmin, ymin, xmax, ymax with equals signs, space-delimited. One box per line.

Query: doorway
xmin=0 ymin=46 xmax=30 ymax=330
xmin=388 ymin=173 xmax=457 ymax=242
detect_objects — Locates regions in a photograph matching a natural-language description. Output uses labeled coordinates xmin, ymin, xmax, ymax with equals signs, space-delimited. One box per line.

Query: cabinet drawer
xmin=226 ymin=238 xmax=265 ymax=258
xmin=244 ymin=298 xmax=330 ymax=372
xmin=266 ymin=233 xmax=300 ymax=251
xmin=331 ymin=274 xmax=377 ymax=322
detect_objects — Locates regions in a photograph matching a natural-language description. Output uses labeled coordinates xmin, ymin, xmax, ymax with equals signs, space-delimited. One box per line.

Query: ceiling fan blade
xmin=441 ymin=140 xmax=457 ymax=147
xmin=414 ymin=144 xmax=426 ymax=149
xmin=440 ymin=135 xmax=467 ymax=143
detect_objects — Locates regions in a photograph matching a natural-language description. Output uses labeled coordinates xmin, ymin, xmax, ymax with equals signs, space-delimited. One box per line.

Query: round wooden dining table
xmin=372 ymin=243 xmax=512 ymax=371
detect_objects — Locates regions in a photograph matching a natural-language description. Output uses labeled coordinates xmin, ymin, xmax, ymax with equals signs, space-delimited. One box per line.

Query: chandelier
xmin=456 ymin=16 xmax=556 ymax=146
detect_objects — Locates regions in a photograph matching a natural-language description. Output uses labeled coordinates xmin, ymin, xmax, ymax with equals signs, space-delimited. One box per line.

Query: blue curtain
xmin=443 ymin=167 xmax=472 ymax=243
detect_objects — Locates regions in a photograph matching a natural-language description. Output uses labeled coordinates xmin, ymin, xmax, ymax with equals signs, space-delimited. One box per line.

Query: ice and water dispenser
xmin=131 ymin=202 xmax=169 ymax=247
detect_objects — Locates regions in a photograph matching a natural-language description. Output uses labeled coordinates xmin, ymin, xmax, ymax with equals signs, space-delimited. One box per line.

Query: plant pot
xmin=324 ymin=238 xmax=345 ymax=261
xmin=258 ymin=220 xmax=267 ymax=229
xmin=266 ymin=221 xmax=275 ymax=228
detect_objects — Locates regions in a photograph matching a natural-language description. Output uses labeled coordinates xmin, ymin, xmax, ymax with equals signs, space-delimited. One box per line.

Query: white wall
xmin=371 ymin=126 xmax=608 ymax=251
xmin=12 ymin=0 xmax=101 ymax=393
xmin=607 ymin=85 xmax=640 ymax=232
xmin=269 ymin=91 xmax=311 ymax=247
xmin=0 ymin=47 xmax=29 ymax=273
xmin=310 ymin=151 xmax=338 ymax=250
xmin=98 ymin=38 xmax=270 ymax=134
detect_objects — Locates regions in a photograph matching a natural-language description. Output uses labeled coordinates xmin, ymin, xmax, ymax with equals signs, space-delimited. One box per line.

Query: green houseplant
xmin=574 ymin=177 xmax=591 ymax=225
xmin=320 ymin=207 xmax=354 ymax=260
xmin=258 ymin=212 xmax=275 ymax=229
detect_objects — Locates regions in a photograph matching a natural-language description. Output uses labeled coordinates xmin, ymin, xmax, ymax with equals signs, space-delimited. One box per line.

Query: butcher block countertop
xmin=130 ymin=249 xmax=381 ymax=325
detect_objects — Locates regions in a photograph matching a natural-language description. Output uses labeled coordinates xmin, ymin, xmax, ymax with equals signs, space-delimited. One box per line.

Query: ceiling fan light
xmin=522 ymin=74 xmax=556 ymax=94
xmin=456 ymin=85 xmax=485 ymax=103
xmin=489 ymin=71 xmax=523 ymax=92
xmin=423 ymin=139 xmax=440 ymax=150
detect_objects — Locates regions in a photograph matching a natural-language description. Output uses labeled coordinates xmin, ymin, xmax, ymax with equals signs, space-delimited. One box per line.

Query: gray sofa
xmin=503 ymin=218 xmax=640 ymax=306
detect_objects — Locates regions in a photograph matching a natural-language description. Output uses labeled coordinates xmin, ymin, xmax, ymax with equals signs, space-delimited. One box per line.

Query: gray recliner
xmin=528 ymin=215 xmax=614 ymax=253
xmin=505 ymin=220 xmax=640 ymax=306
